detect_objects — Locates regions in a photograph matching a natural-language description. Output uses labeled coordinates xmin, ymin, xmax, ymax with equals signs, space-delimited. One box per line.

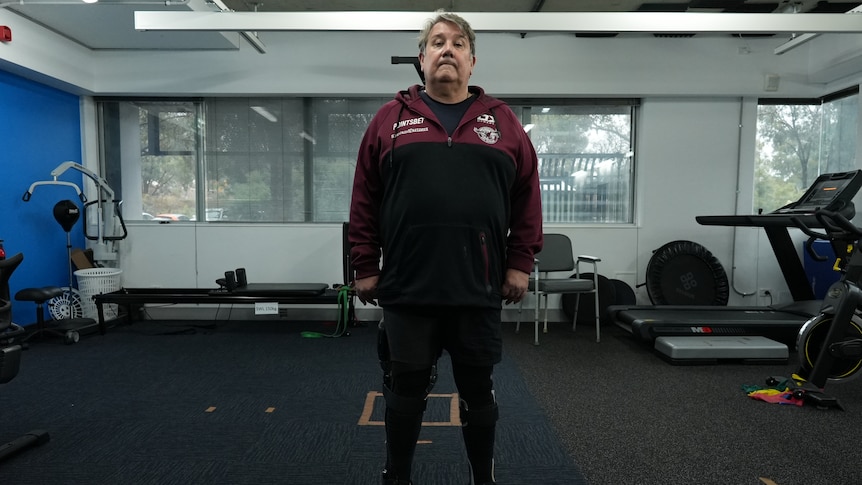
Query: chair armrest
xmin=530 ymin=258 xmax=542 ymax=300
xmin=574 ymin=255 xmax=600 ymax=279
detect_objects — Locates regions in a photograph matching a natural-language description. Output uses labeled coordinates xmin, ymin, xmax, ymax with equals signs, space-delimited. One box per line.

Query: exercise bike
xmin=767 ymin=209 xmax=862 ymax=410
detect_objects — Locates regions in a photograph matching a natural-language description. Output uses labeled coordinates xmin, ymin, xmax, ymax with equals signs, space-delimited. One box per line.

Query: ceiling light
xmin=250 ymin=106 xmax=277 ymax=122
xmin=135 ymin=12 xmax=862 ymax=35
xmin=299 ymin=131 xmax=316 ymax=145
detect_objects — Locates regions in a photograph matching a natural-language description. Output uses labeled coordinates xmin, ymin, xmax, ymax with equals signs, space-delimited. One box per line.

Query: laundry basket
xmin=74 ymin=267 xmax=122 ymax=320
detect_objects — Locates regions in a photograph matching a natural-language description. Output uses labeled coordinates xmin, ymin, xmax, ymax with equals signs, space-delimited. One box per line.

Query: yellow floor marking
xmin=358 ymin=391 xmax=379 ymax=425
xmin=417 ymin=440 xmax=433 ymax=444
xmin=358 ymin=391 xmax=462 ymax=426
xmin=204 ymin=406 xmax=217 ymax=413
xmin=759 ymin=478 xmax=779 ymax=485
xmin=265 ymin=407 xmax=276 ymax=413
xmin=449 ymin=394 xmax=462 ymax=426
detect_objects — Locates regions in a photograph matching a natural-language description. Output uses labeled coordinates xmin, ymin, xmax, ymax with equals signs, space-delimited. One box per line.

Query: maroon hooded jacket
xmin=349 ymin=84 xmax=543 ymax=309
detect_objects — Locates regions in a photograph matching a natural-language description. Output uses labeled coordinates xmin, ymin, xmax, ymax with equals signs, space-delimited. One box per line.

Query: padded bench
xmin=92 ymin=284 xmax=352 ymax=332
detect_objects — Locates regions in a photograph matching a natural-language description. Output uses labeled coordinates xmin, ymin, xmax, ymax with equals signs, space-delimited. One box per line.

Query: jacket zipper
xmin=479 ymin=232 xmax=491 ymax=292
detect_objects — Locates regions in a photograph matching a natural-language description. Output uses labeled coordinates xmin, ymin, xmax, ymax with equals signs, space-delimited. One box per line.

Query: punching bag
xmin=53 ymin=200 xmax=80 ymax=234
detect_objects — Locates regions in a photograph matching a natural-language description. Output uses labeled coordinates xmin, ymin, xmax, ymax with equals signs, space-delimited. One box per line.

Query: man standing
xmin=349 ymin=10 xmax=543 ymax=485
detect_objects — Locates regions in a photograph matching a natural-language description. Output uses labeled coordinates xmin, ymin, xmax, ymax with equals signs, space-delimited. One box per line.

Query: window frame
xmin=754 ymin=86 xmax=859 ymax=214
xmin=96 ymin=96 xmax=639 ymax=225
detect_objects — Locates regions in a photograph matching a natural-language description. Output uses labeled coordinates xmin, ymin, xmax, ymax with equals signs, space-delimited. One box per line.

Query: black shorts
xmin=381 ymin=306 xmax=502 ymax=367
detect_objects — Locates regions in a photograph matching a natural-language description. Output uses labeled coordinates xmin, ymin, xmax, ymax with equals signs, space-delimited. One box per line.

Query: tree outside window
xmin=755 ymin=89 xmax=858 ymax=213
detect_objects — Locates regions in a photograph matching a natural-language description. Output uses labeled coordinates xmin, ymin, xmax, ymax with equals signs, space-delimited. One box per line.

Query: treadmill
xmin=612 ymin=170 xmax=862 ymax=347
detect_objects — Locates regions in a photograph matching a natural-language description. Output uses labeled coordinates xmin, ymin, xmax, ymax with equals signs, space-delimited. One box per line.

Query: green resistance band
xmin=301 ymin=285 xmax=353 ymax=339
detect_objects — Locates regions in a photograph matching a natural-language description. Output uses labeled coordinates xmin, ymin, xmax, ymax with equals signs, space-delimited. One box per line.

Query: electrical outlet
xmin=759 ymin=289 xmax=772 ymax=297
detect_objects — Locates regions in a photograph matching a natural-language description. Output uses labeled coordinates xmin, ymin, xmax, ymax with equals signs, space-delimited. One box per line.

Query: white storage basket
xmin=74 ymin=268 xmax=122 ymax=320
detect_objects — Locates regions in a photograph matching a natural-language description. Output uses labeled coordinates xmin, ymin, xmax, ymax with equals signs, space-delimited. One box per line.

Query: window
xmin=512 ymin=102 xmax=636 ymax=223
xmin=755 ymin=87 xmax=859 ymax=213
xmin=206 ymin=98 xmax=306 ymax=222
xmin=98 ymin=97 xmax=637 ymax=224
xmin=99 ymin=100 xmax=199 ymax=221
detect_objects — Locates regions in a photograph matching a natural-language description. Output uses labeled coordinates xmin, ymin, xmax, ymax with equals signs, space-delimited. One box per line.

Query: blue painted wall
xmin=1 ymin=69 xmax=84 ymax=325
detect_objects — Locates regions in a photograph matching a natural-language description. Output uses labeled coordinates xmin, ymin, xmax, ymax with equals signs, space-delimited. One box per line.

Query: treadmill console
xmin=697 ymin=169 xmax=862 ymax=302
xmin=774 ymin=169 xmax=862 ymax=215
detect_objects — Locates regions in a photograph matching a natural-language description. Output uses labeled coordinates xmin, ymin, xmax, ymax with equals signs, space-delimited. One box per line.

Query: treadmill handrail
xmin=825 ymin=211 xmax=862 ymax=236
xmin=792 ymin=210 xmax=862 ymax=239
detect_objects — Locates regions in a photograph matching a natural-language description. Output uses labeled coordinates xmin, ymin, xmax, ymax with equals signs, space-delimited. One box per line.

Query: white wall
xmin=0 ymin=10 xmax=95 ymax=94
xmin=120 ymin=223 xmax=344 ymax=289
xmin=5 ymin=11 xmax=862 ymax=318
xmin=89 ymin=32 xmax=839 ymax=98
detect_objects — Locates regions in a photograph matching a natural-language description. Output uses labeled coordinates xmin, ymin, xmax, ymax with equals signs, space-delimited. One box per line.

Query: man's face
xmin=419 ymin=21 xmax=475 ymax=89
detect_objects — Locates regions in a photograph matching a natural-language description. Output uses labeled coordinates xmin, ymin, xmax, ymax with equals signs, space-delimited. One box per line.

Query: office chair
xmin=516 ymin=234 xmax=601 ymax=344
xmin=0 ymin=252 xmax=51 ymax=462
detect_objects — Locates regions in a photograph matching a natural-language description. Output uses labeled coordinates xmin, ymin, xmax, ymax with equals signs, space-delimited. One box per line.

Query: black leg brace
xmin=378 ymin=321 xmax=437 ymax=483
xmin=381 ymin=365 xmax=437 ymax=482
xmin=460 ymin=399 xmax=498 ymax=484
xmin=454 ymin=363 xmax=498 ymax=485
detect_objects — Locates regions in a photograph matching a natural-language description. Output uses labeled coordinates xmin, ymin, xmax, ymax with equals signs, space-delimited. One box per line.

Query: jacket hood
xmin=396 ymin=84 xmax=505 ymax=112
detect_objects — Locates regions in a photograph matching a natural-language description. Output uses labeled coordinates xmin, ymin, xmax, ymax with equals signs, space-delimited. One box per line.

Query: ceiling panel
xmin=5 ymin=1 xmax=238 ymax=50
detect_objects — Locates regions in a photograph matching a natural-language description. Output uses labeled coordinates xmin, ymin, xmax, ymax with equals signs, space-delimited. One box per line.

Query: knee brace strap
xmin=383 ymin=384 xmax=428 ymax=415
xmin=383 ymin=363 xmax=439 ymax=415
xmin=459 ymin=401 xmax=499 ymax=428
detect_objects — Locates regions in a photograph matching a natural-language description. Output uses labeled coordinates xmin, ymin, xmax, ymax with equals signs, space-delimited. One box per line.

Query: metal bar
xmin=135 ymin=11 xmax=862 ymax=34
xmin=773 ymin=4 xmax=862 ymax=54
xmin=773 ymin=33 xmax=818 ymax=55
xmin=239 ymin=30 xmax=266 ymax=53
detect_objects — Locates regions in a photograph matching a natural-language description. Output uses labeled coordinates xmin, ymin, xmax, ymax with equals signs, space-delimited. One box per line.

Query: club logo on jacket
xmin=474 ymin=126 xmax=500 ymax=145
xmin=476 ymin=114 xmax=496 ymax=125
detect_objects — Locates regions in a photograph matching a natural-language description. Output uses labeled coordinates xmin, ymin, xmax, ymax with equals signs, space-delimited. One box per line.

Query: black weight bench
xmin=93 ymin=284 xmax=353 ymax=331
xmin=214 ymin=282 xmax=330 ymax=297
xmin=94 ymin=222 xmax=357 ymax=331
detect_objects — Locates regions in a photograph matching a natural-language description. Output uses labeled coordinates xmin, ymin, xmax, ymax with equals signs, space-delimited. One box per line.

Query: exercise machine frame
xmin=612 ymin=170 xmax=862 ymax=344
xmin=768 ymin=209 xmax=862 ymax=409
